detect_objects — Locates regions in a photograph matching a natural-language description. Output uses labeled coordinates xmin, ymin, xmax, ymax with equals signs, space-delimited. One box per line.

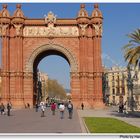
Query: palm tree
xmin=123 ymin=29 xmax=140 ymax=68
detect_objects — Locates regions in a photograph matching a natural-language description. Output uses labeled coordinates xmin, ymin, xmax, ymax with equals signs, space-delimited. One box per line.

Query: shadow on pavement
xmin=109 ymin=110 xmax=140 ymax=118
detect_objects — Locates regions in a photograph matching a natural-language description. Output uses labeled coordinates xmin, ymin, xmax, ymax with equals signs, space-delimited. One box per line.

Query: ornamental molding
xmin=23 ymin=72 xmax=33 ymax=78
xmin=79 ymin=24 xmax=88 ymax=36
xmin=71 ymin=72 xmax=80 ymax=79
xmin=13 ymin=24 xmax=23 ymax=36
xmin=79 ymin=72 xmax=89 ymax=78
xmin=1 ymin=71 xmax=10 ymax=77
xmin=25 ymin=44 xmax=78 ymax=73
xmin=23 ymin=26 xmax=79 ymax=37
xmin=9 ymin=72 xmax=21 ymax=77
xmin=71 ymin=72 xmax=94 ymax=79
xmin=93 ymin=23 xmax=102 ymax=36
xmin=0 ymin=24 xmax=9 ymax=36
xmin=93 ymin=72 xmax=102 ymax=78
xmin=44 ymin=11 xmax=57 ymax=25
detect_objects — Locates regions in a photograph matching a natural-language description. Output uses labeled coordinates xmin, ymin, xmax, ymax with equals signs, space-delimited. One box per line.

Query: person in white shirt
xmin=59 ymin=103 xmax=65 ymax=119
xmin=40 ymin=101 xmax=45 ymax=117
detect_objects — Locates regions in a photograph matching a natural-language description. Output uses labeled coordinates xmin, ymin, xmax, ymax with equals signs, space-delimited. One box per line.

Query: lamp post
xmin=127 ymin=66 xmax=138 ymax=111
xmin=102 ymin=72 xmax=110 ymax=105
xmin=37 ymin=72 xmax=42 ymax=104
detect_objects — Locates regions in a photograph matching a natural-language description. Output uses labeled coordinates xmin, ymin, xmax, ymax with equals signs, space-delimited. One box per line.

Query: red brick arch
xmin=25 ymin=43 xmax=78 ymax=73
xmin=0 ymin=4 xmax=104 ymax=108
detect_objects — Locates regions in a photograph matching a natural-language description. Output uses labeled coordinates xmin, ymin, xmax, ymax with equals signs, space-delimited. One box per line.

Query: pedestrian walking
xmin=119 ymin=102 xmax=124 ymax=113
xmin=51 ymin=102 xmax=56 ymax=115
xmin=81 ymin=103 xmax=84 ymax=110
xmin=40 ymin=101 xmax=45 ymax=117
xmin=35 ymin=103 xmax=39 ymax=112
xmin=27 ymin=103 xmax=30 ymax=108
xmin=123 ymin=101 xmax=128 ymax=114
xmin=67 ymin=101 xmax=73 ymax=119
xmin=7 ymin=102 xmax=12 ymax=116
xmin=0 ymin=103 xmax=5 ymax=115
xmin=59 ymin=103 xmax=65 ymax=119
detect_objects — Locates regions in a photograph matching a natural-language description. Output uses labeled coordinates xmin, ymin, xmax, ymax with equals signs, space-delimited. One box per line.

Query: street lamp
xmin=102 ymin=73 xmax=110 ymax=105
xmin=127 ymin=66 xmax=138 ymax=111
xmin=37 ymin=72 xmax=42 ymax=104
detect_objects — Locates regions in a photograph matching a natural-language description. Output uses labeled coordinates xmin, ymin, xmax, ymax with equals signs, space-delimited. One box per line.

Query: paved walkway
xmin=1 ymin=106 xmax=139 ymax=134
xmin=78 ymin=106 xmax=140 ymax=133
xmin=0 ymin=108 xmax=82 ymax=133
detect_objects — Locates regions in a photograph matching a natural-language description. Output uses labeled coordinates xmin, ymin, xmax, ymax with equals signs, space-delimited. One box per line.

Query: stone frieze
xmin=23 ymin=26 xmax=79 ymax=37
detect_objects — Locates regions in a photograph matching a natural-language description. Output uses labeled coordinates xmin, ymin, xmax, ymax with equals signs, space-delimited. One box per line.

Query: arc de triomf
xmin=0 ymin=3 xmax=104 ymax=108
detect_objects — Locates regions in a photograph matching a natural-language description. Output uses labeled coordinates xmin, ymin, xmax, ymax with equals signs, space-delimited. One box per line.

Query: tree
xmin=0 ymin=77 xmax=1 ymax=99
xmin=66 ymin=94 xmax=71 ymax=100
xmin=47 ymin=79 xmax=67 ymax=100
xmin=0 ymin=79 xmax=1 ymax=98
xmin=123 ymin=29 xmax=140 ymax=67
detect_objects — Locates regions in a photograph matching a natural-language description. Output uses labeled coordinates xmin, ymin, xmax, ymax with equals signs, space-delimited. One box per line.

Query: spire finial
xmin=16 ymin=4 xmax=21 ymax=9
xmin=2 ymin=4 xmax=7 ymax=9
xmin=94 ymin=3 xmax=99 ymax=9
xmin=80 ymin=4 xmax=85 ymax=9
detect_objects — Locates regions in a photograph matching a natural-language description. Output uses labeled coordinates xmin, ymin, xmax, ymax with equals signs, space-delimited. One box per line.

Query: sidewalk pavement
xmin=1 ymin=106 xmax=139 ymax=134
xmin=0 ymin=108 xmax=82 ymax=133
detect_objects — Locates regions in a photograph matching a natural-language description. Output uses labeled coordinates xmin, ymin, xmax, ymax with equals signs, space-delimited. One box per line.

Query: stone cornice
xmin=0 ymin=71 xmax=33 ymax=78
xmin=24 ymin=19 xmax=78 ymax=26
xmin=71 ymin=72 xmax=103 ymax=79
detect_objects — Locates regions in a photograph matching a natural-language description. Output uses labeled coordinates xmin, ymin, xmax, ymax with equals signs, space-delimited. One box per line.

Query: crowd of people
xmin=35 ymin=100 xmax=74 ymax=119
xmin=0 ymin=101 xmax=85 ymax=119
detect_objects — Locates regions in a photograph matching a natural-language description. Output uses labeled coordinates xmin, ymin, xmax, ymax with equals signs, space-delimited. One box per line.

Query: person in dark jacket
xmin=35 ymin=103 xmax=39 ymax=112
xmin=81 ymin=103 xmax=84 ymax=110
xmin=7 ymin=102 xmax=12 ymax=116
xmin=0 ymin=103 xmax=5 ymax=115
xmin=67 ymin=101 xmax=73 ymax=119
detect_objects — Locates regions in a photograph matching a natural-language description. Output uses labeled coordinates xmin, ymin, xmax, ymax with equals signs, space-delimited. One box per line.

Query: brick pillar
xmin=9 ymin=4 xmax=26 ymax=108
xmin=1 ymin=24 xmax=10 ymax=104
xmin=93 ymin=25 xmax=103 ymax=107
xmin=92 ymin=27 xmax=104 ymax=108
xmin=23 ymin=72 xmax=33 ymax=108
xmin=79 ymin=36 xmax=88 ymax=100
xmin=91 ymin=4 xmax=104 ymax=108
xmin=79 ymin=28 xmax=93 ymax=108
xmin=0 ymin=4 xmax=11 ymax=105
xmin=8 ymin=23 xmax=24 ymax=108
xmin=87 ymin=25 xmax=94 ymax=107
xmin=9 ymin=26 xmax=16 ymax=104
xmin=76 ymin=4 xmax=90 ymax=108
xmin=71 ymin=72 xmax=80 ymax=108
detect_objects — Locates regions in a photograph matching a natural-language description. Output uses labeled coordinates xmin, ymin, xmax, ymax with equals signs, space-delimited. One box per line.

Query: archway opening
xmin=33 ymin=49 xmax=71 ymax=105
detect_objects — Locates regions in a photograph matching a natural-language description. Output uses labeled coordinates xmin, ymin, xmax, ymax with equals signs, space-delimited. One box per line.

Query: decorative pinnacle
xmin=2 ymin=4 xmax=7 ymax=9
xmin=80 ymin=4 xmax=85 ymax=9
xmin=16 ymin=4 xmax=21 ymax=9
xmin=94 ymin=3 xmax=99 ymax=9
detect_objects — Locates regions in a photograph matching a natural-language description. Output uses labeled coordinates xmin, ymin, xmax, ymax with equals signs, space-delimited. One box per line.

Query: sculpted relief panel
xmin=23 ymin=26 xmax=79 ymax=37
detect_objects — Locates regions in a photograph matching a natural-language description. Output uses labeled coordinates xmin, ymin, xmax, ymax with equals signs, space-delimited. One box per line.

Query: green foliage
xmin=66 ymin=94 xmax=71 ymax=100
xmin=0 ymin=79 xmax=1 ymax=98
xmin=84 ymin=117 xmax=140 ymax=133
xmin=123 ymin=29 xmax=140 ymax=68
xmin=47 ymin=78 xmax=66 ymax=99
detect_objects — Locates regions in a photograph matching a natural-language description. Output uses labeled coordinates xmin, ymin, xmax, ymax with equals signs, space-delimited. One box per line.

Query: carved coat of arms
xmin=44 ymin=11 xmax=57 ymax=24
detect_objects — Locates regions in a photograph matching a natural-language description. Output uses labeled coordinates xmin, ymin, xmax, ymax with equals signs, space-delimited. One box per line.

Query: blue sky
xmin=0 ymin=3 xmax=140 ymax=89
